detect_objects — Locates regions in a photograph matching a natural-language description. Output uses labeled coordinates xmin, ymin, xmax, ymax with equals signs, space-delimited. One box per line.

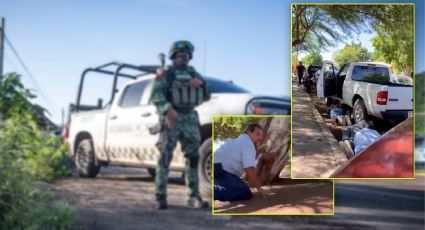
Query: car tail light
xmin=377 ymin=91 xmax=388 ymax=105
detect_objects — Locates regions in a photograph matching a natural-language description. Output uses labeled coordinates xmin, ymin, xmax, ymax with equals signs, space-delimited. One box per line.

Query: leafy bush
xmin=0 ymin=72 xmax=75 ymax=229
xmin=213 ymin=117 xmax=262 ymax=140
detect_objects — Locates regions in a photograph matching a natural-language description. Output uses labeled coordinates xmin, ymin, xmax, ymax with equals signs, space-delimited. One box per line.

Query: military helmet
xmin=169 ymin=40 xmax=194 ymax=60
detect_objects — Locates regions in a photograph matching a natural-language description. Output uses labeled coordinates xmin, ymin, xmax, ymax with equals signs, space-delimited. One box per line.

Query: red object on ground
xmin=332 ymin=117 xmax=414 ymax=178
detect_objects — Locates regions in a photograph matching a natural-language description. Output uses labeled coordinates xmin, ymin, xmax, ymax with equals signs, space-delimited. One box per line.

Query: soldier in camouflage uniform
xmin=150 ymin=40 xmax=211 ymax=209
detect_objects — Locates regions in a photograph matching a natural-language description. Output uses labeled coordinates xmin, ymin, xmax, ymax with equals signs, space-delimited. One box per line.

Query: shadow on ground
xmin=214 ymin=180 xmax=333 ymax=214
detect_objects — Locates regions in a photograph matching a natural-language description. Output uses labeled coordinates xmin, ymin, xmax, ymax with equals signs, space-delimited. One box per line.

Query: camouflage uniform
xmin=151 ymin=64 xmax=210 ymax=202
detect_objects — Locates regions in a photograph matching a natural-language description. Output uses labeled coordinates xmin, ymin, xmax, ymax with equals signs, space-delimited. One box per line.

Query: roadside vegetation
xmin=213 ymin=117 xmax=262 ymax=140
xmin=0 ymin=72 xmax=75 ymax=229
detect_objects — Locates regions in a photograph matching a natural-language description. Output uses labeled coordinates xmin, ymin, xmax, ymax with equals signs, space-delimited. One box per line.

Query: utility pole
xmin=0 ymin=17 xmax=5 ymax=81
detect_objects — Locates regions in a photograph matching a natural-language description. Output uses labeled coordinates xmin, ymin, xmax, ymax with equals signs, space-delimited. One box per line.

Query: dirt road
xmin=53 ymin=167 xmax=330 ymax=230
xmin=52 ymin=166 xmax=424 ymax=230
xmin=214 ymin=180 xmax=333 ymax=215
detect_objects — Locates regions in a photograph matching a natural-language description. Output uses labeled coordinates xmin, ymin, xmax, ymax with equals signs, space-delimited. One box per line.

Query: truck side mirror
xmin=97 ymin=98 xmax=103 ymax=109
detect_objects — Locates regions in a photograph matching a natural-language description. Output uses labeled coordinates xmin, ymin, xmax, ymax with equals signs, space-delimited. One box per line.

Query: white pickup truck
xmin=317 ymin=61 xmax=413 ymax=123
xmin=64 ymin=62 xmax=290 ymax=198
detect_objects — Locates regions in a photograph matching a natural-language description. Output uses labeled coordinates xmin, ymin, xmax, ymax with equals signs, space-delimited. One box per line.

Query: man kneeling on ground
xmin=214 ymin=123 xmax=270 ymax=202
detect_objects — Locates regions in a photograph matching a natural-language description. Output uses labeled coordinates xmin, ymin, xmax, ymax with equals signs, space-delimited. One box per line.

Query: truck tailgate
xmin=386 ymin=86 xmax=413 ymax=110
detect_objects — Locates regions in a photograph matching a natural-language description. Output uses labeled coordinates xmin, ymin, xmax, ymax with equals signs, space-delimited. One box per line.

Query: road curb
xmin=297 ymin=82 xmax=348 ymax=175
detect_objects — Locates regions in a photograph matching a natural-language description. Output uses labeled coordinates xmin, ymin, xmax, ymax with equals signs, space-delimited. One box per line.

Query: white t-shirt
xmin=214 ymin=134 xmax=257 ymax=177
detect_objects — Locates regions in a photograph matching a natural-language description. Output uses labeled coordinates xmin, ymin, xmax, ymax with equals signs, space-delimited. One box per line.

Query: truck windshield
xmin=352 ymin=66 xmax=390 ymax=84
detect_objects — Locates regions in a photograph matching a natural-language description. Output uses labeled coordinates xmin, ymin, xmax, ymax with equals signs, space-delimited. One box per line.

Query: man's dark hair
xmin=243 ymin=123 xmax=262 ymax=134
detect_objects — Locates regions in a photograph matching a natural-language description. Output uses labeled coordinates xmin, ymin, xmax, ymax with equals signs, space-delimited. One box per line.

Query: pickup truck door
xmin=317 ymin=65 xmax=325 ymax=98
xmin=105 ymin=80 xmax=155 ymax=164
xmin=341 ymin=64 xmax=353 ymax=105
xmin=321 ymin=63 xmax=338 ymax=98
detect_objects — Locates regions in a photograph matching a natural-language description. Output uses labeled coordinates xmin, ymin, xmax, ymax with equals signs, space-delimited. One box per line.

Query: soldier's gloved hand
xmin=189 ymin=79 xmax=203 ymax=88
xmin=166 ymin=108 xmax=178 ymax=128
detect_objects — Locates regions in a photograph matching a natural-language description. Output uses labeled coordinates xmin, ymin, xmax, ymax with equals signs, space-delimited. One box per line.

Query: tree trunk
xmin=255 ymin=117 xmax=291 ymax=185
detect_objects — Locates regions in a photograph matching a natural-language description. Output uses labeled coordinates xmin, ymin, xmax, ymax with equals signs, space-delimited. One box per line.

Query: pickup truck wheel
xmin=147 ymin=168 xmax=156 ymax=179
xmin=353 ymin=99 xmax=368 ymax=123
xmin=75 ymin=139 xmax=100 ymax=178
xmin=198 ymin=137 xmax=212 ymax=200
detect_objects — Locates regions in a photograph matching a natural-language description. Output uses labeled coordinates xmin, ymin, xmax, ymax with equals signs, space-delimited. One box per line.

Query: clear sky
xmin=0 ymin=0 xmax=290 ymax=124
xmin=0 ymin=0 xmax=423 ymax=124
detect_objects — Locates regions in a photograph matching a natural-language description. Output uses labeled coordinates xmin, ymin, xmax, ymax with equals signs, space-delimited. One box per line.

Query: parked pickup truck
xmin=64 ymin=62 xmax=290 ymax=198
xmin=317 ymin=61 xmax=413 ymax=123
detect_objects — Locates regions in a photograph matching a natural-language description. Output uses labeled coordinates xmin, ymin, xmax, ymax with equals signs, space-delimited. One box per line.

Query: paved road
xmin=53 ymin=167 xmax=425 ymax=230
xmin=332 ymin=176 xmax=425 ymax=229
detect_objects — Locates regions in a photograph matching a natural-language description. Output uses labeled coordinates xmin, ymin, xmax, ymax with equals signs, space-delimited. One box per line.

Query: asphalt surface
xmin=332 ymin=176 xmax=425 ymax=230
xmin=53 ymin=167 xmax=425 ymax=230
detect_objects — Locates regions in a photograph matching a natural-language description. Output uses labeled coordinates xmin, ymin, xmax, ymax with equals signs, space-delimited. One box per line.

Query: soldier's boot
xmin=157 ymin=198 xmax=168 ymax=210
xmin=187 ymin=196 xmax=209 ymax=208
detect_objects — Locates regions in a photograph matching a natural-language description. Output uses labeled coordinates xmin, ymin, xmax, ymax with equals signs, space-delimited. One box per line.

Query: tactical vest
xmin=166 ymin=68 xmax=206 ymax=108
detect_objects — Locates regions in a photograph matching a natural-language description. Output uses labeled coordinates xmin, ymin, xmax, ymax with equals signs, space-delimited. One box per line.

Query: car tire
xmin=198 ymin=137 xmax=212 ymax=200
xmin=75 ymin=139 xmax=100 ymax=178
xmin=147 ymin=168 xmax=156 ymax=179
xmin=353 ymin=99 xmax=368 ymax=123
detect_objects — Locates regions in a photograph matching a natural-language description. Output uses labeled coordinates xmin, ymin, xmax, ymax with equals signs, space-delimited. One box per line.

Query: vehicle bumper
xmin=380 ymin=110 xmax=412 ymax=120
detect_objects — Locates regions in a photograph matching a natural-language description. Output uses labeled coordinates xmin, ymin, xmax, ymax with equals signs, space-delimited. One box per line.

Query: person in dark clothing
xmin=296 ymin=61 xmax=306 ymax=85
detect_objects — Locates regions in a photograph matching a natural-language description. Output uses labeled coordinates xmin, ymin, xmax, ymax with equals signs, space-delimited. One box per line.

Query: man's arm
xmin=188 ymin=66 xmax=211 ymax=102
xmin=201 ymin=77 xmax=211 ymax=102
xmin=150 ymin=71 xmax=179 ymax=128
xmin=150 ymin=71 xmax=172 ymax=115
xmin=244 ymin=167 xmax=269 ymax=198
xmin=244 ymin=167 xmax=261 ymax=189
xmin=194 ymin=71 xmax=211 ymax=102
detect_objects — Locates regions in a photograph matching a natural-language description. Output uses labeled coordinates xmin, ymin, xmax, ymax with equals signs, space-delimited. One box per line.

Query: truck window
xmin=119 ymin=81 xmax=148 ymax=107
xmin=352 ymin=66 xmax=390 ymax=84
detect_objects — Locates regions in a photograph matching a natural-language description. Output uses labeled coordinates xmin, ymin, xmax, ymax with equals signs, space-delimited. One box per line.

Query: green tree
xmin=0 ymin=72 xmax=75 ymax=229
xmin=292 ymin=4 xmax=413 ymax=63
xmin=333 ymin=43 xmax=372 ymax=67
xmin=372 ymin=5 xmax=414 ymax=74
xmin=292 ymin=5 xmax=383 ymax=52
xmin=213 ymin=117 xmax=262 ymax=140
xmin=302 ymin=51 xmax=323 ymax=66
xmin=292 ymin=53 xmax=299 ymax=73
